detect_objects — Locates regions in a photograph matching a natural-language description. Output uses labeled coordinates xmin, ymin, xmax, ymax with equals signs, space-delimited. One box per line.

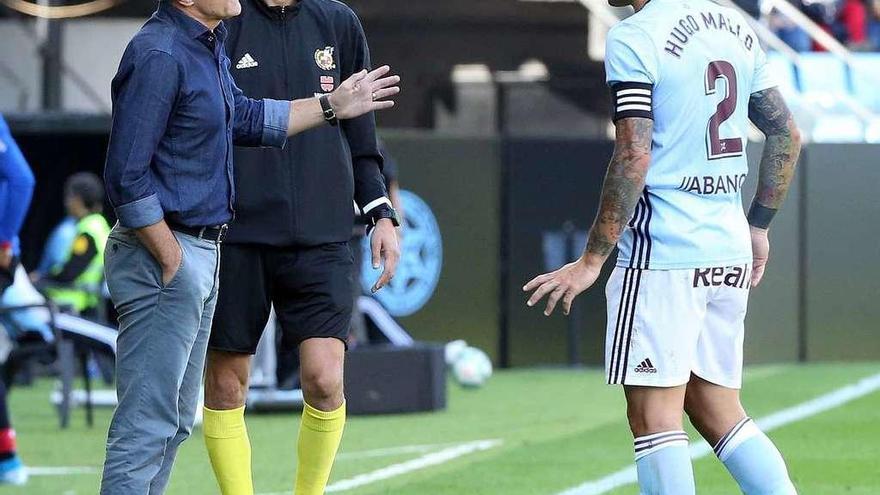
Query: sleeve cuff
xmin=360 ymin=196 xmax=392 ymax=215
xmin=261 ymin=98 xmax=290 ymax=148
xmin=115 ymin=193 xmax=164 ymax=229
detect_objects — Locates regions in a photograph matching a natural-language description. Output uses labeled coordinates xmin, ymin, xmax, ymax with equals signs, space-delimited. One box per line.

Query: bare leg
xmin=299 ymin=338 xmax=345 ymax=411
xmin=685 ymin=374 xmax=796 ymax=495
xmin=684 ymin=373 xmax=746 ymax=445
xmin=202 ymin=350 xmax=254 ymax=495
xmin=624 ymin=384 xmax=695 ymax=495
xmin=204 ymin=350 xmax=251 ymax=410
xmin=295 ymin=337 xmax=346 ymax=495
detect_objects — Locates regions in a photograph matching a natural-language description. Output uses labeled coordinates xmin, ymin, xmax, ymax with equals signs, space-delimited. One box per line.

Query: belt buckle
xmin=217 ymin=224 xmax=229 ymax=243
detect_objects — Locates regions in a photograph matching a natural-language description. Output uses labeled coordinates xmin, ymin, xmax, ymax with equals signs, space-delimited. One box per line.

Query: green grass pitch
xmin=7 ymin=362 xmax=880 ymax=494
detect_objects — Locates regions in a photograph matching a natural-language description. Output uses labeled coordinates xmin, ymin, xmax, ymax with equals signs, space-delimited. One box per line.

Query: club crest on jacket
xmin=315 ymin=46 xmax=336 ymax=70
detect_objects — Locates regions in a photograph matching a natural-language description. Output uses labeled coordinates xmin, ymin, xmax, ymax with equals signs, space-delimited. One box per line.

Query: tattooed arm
xmin=584 ymin=117 xmax=654 ymax=264
xmin=523 ymin=117 xmax=653 ymax=316
xmin=746 ymin=87 xmax=801 ymax=286
xmin=747 ymin=87 xmax=801 ymax=226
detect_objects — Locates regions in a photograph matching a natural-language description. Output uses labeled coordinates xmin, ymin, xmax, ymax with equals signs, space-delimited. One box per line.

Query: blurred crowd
xmin=769 ymin=0 xmax=880 ymax=51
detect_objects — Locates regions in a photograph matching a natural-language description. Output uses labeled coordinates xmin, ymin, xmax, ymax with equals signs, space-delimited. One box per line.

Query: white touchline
xmin=326 ymin=439 xmax=502 ymax=492
xmin=335 ymin=440 xmax=494 ymax=461
xmin=555 ymin=371 xmax=880 ymax=495
xmin=27 ymin=466 xmax=100 ymax=476
xmin=256 ymin=439 xmax=503 ymax=495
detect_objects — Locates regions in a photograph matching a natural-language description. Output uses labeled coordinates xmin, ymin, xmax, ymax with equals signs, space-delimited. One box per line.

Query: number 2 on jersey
xmin=705 ymin=60 xmax=743 ymax=160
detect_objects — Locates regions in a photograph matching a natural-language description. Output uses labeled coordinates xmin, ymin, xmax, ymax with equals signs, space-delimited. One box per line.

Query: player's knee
xmin=301 ymin=369 xmax=344 ymax=410
xmin=205 ymin=373 xmax=247 ymax=409
xmin=627 ymin=404 xmax=683 ymax=437
xmin=204 ymin=356 xmax=249 ymax=409
xmin=683 ymin=393 xmax=707 ymax=424
xmin=684 ymin=382 xmax=745 ymax=443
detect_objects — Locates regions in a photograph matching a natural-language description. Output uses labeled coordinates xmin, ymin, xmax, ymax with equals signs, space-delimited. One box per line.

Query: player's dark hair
xmin=65 ymin=172 xmax=105 ymax=212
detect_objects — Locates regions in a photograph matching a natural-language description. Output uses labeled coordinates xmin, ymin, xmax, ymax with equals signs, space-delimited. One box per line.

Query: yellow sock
xmin=203 ymin=406 xmax=253 ymax=495
xmin=294 ymin=401 xmax=346 ymax=495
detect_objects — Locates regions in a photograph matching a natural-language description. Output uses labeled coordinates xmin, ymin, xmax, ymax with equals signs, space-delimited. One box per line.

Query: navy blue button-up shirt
xmin=104 ymin=1 xmax=290 ymax=229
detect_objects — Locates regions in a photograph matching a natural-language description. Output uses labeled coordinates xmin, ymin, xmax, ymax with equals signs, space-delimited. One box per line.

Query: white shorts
xmin=604 ymin=264 xmax=751 ymax=389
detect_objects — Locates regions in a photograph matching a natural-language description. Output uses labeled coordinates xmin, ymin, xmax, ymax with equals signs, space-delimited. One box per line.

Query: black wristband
xmin=369 ymin=205 xmax=400 ymax=227
xmin=319 ymin=95 xmax=338 ymax=126
xmin=747 ymin=203 xmax=777 ymax=229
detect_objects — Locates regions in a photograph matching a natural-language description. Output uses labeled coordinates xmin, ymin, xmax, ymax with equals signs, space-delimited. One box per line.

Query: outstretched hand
xmin=523 ymin=258 xmax=601 ymax=317
xmin=329 ymin=65 xmax=400 ymax=120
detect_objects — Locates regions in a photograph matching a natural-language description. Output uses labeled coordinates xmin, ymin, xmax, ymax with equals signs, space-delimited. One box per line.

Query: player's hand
xmin=370 ymin=218 xmax=400 ymax=293
xmin=329 ymin=66 xmax=400 ymax=120
xmin=523 ymin=257 xmax=601 ymax=317
xmin=750 ymin=226 xmax=770 ymax=287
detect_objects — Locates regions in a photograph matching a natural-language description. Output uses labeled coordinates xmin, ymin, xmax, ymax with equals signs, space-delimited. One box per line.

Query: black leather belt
xmin=167 ymin=222 xmax=228 ymax=243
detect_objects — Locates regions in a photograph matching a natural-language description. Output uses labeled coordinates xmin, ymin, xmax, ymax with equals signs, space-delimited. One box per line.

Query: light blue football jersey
xmin=605 ymin=0 xmax=776 ymax=270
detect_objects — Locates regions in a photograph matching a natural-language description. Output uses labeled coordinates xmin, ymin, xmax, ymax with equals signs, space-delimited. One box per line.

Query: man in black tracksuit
xmin=202 ymin=1 xmax=401 ymax=494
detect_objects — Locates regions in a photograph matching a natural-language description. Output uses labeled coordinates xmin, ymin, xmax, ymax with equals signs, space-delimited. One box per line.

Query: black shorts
xmin=209 ymin=242 xmax=354 ymax=354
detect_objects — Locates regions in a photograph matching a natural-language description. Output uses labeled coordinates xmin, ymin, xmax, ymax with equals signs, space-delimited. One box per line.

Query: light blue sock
xmin=634 ymin=430 xmax=695 ymax=495
xmin=715 ymin=417 xmax=797 ymax=495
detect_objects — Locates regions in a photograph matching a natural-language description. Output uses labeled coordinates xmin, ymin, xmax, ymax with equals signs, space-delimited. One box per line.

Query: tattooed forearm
xmin=584 ymin=117 xmax=653 ymax=261
xmin=748 ymin=88 xmax=801 ymax=212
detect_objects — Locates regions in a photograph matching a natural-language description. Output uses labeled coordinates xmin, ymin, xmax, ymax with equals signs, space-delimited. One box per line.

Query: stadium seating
xmin=767 ymin=51 xmax=878 ymax=142
xmin=850 ymin=53 xmax=880 ymax=112
xmin=767 ymin=52 xmax=800 ymax=98
xmin=796 ymin=53 xmax=853 ymax=111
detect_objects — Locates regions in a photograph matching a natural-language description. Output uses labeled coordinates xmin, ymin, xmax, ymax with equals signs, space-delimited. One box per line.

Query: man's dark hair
xmin=65 ymin=172 xmax=105 ymax=212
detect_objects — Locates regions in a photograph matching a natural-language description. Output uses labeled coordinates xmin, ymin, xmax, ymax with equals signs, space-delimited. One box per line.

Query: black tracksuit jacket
xmin=223 ymin=0 xmax=387 ymax=246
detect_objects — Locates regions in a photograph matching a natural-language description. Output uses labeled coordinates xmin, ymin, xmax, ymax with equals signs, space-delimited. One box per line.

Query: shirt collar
xmin=157 ymin=0 xmax=226 ymax=41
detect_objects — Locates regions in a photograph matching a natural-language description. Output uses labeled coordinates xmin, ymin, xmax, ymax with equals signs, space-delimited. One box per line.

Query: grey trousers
xmin=100 ymin=226 xmax=220 ymax=495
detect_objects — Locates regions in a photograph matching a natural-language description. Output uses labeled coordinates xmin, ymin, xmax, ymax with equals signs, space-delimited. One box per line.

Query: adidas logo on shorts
xmin=634 ymin=358 xmax=657 ymax=373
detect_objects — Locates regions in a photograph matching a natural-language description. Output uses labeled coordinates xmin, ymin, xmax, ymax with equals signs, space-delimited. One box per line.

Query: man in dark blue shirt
xmin=100 ymin=1 xmax=399 ymax=493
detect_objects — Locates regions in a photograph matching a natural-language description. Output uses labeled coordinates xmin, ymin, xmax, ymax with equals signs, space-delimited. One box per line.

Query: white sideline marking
xmin=556 ymin=372 xmax=880 ymax=495
xmin=27 ymin=466 xmax=99 ymax=476
xmin=335 ymin=441 xmax=487 ymax=460
xmin=256 ymin=439 xmax=502 ymax=495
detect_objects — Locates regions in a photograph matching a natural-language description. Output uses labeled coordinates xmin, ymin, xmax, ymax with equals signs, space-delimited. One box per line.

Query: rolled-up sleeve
xmin=261 ymin=98 xmax=290 ymax=147
xmin=105 ymin=49 xmax=179 ymax=228
xmin=230 ymin=73 xmax=290 ymax=148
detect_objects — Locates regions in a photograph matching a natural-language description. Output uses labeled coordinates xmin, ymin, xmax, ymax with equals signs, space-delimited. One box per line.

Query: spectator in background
xmin=731 ymin=0 xmax=762 ymax=18
xmin=807 ymin=0 xmax=869 ymax=50
xmin=801 ymin=0 xmax=843 ymax=50
xmin=771 ymin=1 xmax=814 ymax=52
xmin=31 ymin=215 xmax=77 ymax=282
xmin=32 ymin=173 xmax=111 ymax=320
xmin=866 ymin=0 xmax=880 ymax=48
xmin=0 ymin=113 xmax=35 ymax=486
xmin=834 ymin=0 xmax=868 ymax=48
